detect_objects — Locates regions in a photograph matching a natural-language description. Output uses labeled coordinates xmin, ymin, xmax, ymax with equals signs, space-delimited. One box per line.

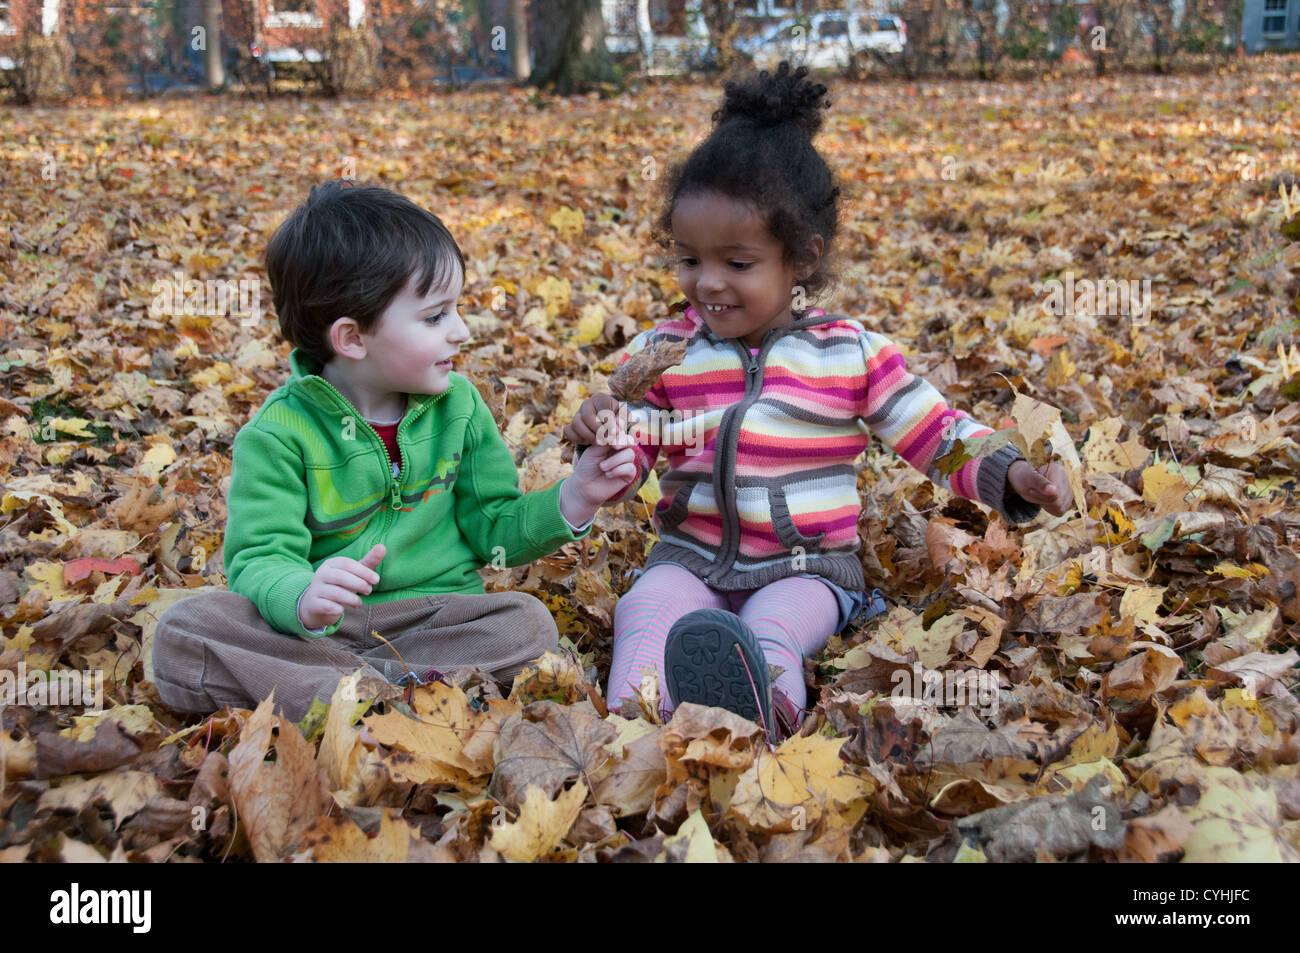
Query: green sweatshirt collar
xmin=285 ymin=347 xmax=445 ymax=420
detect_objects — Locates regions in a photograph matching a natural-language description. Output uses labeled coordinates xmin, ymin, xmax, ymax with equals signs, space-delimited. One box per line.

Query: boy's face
xmin=353 ymin=268 xmax=470 ymax=396
xmin=672 ymin=192 xmax=802 ymax=348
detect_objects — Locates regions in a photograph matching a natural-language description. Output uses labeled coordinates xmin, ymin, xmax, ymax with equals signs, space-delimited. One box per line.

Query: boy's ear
xmin=328 ymin=316 xmax=368 ymax=360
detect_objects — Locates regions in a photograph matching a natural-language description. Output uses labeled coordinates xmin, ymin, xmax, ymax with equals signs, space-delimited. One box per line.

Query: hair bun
xmin=712 ymin=61 xmax=830 ymax=138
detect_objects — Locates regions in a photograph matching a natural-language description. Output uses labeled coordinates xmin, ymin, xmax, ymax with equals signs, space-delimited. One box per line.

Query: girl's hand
xmin=560 ymin=444 xmax=639 ymax=527
xmin=298 ymin=543 xmax=385 ymax=630
xmin=1007 ymin=460 xmax=1073 ymax=517
xmin=563 ymin=393 xmax=634 ymax=448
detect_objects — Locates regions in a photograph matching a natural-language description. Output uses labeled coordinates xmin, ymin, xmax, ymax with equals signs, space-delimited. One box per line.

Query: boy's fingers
xmin=325 ymin=566 xmax=375 ymax=592
xmin=322 ymin=584 xmax=364 ymax=607
xmin=600 ymin=448 xmax=636 ymax=470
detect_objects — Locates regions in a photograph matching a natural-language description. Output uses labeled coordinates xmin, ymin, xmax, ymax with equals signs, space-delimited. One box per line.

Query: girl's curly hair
xmin=652 ymin=61 xmax=842 ymax=304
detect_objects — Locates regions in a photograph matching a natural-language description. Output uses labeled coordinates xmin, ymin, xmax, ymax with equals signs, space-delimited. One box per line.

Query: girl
xmin=565 ymin=63 xmax=1072 ymax=739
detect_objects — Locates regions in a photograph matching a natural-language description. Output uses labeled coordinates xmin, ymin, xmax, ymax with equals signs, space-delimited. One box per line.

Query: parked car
xmin=736 ymin=10 xmax=907 ymax=71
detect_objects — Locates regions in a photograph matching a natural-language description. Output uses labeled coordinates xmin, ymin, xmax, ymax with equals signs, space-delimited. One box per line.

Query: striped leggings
xmin=607 ymin=563 xmax=842 ymax=718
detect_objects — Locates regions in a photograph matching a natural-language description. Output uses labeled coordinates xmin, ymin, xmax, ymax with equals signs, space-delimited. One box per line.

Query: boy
xmin=152 ymin=181 xmax=636 ymax=723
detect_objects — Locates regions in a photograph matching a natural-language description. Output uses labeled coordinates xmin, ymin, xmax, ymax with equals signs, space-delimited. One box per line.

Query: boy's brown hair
xmin=265 ymin=180 xmax=466 ymax=366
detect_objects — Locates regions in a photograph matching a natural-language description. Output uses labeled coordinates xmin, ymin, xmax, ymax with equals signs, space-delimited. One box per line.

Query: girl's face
xmin=672 ymin=192 xmax=810 ymax=348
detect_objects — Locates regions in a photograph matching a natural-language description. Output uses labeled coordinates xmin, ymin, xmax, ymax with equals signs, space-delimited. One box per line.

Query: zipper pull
xmin=389 ymin=481 xmax=401 ymax=510
xmin=748 ymin=353 xmax=760 ymax=374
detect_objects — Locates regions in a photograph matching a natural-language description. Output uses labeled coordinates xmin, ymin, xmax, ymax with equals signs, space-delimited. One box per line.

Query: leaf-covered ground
xmin=2 ymin=61 xmax=1299 ymax=862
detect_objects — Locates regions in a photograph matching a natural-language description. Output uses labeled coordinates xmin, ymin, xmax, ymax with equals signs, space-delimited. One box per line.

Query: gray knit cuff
xmin=976 ymin=443 xmax=1043 ymax=525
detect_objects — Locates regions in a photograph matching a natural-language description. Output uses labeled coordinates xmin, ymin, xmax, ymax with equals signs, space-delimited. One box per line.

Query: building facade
xmin=1243 ymin=0 xmax=1299 ymax=49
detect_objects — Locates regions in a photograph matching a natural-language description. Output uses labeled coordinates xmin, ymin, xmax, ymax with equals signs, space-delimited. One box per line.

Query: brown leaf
xmin=608 ymin=336 xmax=688 ymax=402
xmin=226 ymin=691 xmax=330 ymax=862
xmin=289 ymin=808 xmax=450 ymax=863
xmin=1101 ymin=642 xmax=1182 ymax=703
xmin=35 ymin=718 xmax=150 ymax=778
xmin=956 ymin=774 xmax=1124 ymax=861
xmin=650 ymin=703 xmax=764 ymax=828
xmin=37 ymin=770 xmax=163 ymax=830
xmin=28 ymin=597 xmax=132 ymax=654
xmin=1120 ymin=804 xmax=1196 ymax=862
xmin=489 ymin=700 xmax=616 ymax=811
xmin=1207 ymin=649 xmax=1300 ymax=699
xmin=592 ymin=717 xmax=666 ymax=817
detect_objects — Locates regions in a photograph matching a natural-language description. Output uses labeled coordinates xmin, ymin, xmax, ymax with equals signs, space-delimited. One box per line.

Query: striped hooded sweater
xmin=610 ymin=304 xmax=1042 ymax=593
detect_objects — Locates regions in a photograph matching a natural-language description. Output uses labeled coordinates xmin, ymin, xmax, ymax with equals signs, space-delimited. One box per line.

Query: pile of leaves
xmin=1 ymin=63 xmax=1299 ymax=861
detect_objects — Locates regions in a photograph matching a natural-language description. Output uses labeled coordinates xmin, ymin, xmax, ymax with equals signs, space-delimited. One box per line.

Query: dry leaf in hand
xmin=608 ymin=336 xmax=688 ymax=402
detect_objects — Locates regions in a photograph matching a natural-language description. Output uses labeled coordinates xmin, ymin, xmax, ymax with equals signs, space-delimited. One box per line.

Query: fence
xmin=0 ymin=0 xmax=1278 ymax=101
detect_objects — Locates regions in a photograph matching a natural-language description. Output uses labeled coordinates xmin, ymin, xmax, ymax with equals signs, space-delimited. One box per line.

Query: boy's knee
xmin=495 ymin=591 xmax=558 ymax=658
xmin=150 ymin=591 xmax=258 ymax=707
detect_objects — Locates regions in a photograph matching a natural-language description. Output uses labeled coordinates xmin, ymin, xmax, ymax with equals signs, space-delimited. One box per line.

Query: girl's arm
xmin=565 ymin=329 xmax=681 ymax=505
xmin=856 ymin=329 xmax=1042 ymax=525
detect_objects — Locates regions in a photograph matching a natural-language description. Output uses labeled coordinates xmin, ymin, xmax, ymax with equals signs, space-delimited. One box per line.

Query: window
xmin=817 ymin=18 xmax=848 ymax=38
xmin=1263 ymin=0 xmax=1288 ymax=35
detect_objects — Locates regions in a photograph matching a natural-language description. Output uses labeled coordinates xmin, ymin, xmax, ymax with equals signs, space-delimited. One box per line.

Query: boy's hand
xmin=563 ymin=393 xmax=634 ymax=448
xmin=1007 ymin=460 xmax=1073 ymax=517
xmin=560 ymin=444 xmax=639 ymax=528
xmin=298 ymin=544 xmax=385 ymax=630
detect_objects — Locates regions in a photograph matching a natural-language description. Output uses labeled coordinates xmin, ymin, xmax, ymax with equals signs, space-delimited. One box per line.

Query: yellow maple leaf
xmin=48 ymin=417 xmax=96 ymax=438
xmin=728 ymin=734 xmax=874 ymax=833
xmin=363 ymin=680 xmax=490 ymax=787
xmin=1141 ymin=460 xmax=1195 ymax=513
xmin=548 ymin=206 xmax=585 ymax=240
xmin=1210 ymin=561 xmax=1268 ymax=580
xmin=535 ymin=276 xmax=571 ymax=318
xmin=25 ymin=560 xmax=71 ymax=601
xmin=571 ymin=302 xmax=606 ymax=346
xmin=489 ymin=781 xmax=588 ymax=862
xmin=1118 ymin=585 xmax=1164 ymax=627
xmin=291 ymin=808 xmax=429 ymax=862
xmin=637 ymin=468 xmax=663 ymax=507
xmin=655 ymin=809 xmax=719 ymax=862
xmin=1009 ymin=388 xmax=1085 ymax=516
xmin=1044 ymin=347 xmax=1075 ymax=389
xmin=877 ymin=605 xmax=963 ymax=669
xmin=1180 ymin=767 xmax=1289 ymax=862
xmin=1 ymin=490 xmax=78 ymax=535
xmin=136 ymin=444 xmax=176 ymax=480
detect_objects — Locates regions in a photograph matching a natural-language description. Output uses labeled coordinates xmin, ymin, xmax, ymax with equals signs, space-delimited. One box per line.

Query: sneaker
xmin=665 ymin=608 xmax=774 ymax=735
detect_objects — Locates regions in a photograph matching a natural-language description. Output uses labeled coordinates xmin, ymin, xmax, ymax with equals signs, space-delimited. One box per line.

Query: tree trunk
xmin=702 ymin=0 xmax=740 ymax=71
xmin=528 ymin=0 xmax=616 ymax=95
xmin=634 ymin=0 xmax=652 ymax=71
xmin=509 ymin=0 xmax=530 ymax=81
xmin=203 ymin=0 xmax=225 ymax=90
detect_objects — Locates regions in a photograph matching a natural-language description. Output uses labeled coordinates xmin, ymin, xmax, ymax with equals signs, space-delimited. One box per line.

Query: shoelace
xmin=394 ymin=668 xmax=451 ymax=689
xmin=733 ymin=643 xmax=780 ymax=750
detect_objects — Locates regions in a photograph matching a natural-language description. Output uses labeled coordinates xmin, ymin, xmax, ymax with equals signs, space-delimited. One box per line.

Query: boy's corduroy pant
xmin=151 ymin=589 xmax=558 ymax=723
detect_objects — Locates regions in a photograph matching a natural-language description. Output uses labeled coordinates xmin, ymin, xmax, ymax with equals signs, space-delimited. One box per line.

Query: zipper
xmin=307 ymin=375 xmax=438 ymax=528
xmin=708 ymin=335 xmax=770 ymax=579
xmin=687 ymin=311 xmax=843 ymax=582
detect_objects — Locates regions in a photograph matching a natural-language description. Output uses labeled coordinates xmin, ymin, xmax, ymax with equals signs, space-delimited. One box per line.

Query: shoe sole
xmin=664 ymin=609 xmax=772 ymax=729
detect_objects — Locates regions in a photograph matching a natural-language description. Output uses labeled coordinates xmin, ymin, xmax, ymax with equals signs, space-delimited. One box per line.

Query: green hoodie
xmin=223 ymin=348 xmax=587 ymax=639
